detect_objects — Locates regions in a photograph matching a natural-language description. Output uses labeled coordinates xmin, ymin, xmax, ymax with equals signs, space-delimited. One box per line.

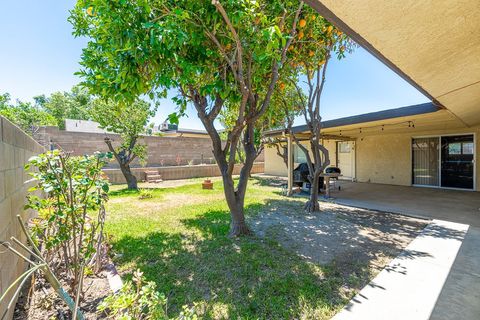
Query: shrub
xmin=98 ymin=270 xmax=198 ymax=320
xmin=138 ymin=188 xmax=153 ymax=200
xmin=25 ymin=150 xmax=112 ymax=294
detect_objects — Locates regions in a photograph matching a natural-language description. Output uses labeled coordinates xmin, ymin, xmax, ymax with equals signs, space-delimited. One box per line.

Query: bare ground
xmin=250 ymin=200 xmax=428 ymax=277
xmin=13 ymin=272 xmax=110 ymax=320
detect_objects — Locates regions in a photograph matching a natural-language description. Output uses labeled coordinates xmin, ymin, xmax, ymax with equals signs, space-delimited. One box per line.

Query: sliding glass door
xmin=441 ymin=135 xmax=474 ymax=189
xmin=412 ymin=137 xmax=440 ymax=186
xmin=412 ymin=135 xmax=475 ymax=189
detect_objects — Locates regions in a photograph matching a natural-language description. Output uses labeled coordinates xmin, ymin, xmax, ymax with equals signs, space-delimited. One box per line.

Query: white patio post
xmin=287 ymin=134 xmax=294 ymax=196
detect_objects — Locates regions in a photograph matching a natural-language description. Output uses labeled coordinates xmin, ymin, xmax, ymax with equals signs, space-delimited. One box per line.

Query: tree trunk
xmin=119 ymin=162 xmax=137 ymax=190
xmin=304 ymin=173 xmax=321 ymax=213
xmin=222 ymin=174 xmax=252 ymax=237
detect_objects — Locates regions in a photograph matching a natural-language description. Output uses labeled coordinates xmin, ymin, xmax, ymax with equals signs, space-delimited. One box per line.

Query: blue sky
xmin=0 ymin=0 xmax=429 ymax=130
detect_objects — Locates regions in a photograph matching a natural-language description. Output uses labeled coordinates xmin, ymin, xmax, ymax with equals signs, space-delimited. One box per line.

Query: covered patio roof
xmin=264 ymin=102 xmax=466 ymax=140
xmin=305 ymin=0 xmax=480 ymax=127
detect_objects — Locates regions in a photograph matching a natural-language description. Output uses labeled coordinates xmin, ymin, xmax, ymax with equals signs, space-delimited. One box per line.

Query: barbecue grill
xmin=293 ymin=164 xmax=342 ymax=191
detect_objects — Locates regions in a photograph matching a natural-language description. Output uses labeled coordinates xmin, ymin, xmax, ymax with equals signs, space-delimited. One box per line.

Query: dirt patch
xmin=251 ymin=201 xmax=428 ymax=277
xmin=13 ymin=271 xmax=110 ymax=320
xmin=119 ymin=177 xmax=226 ymax=190
xmin=109 ymin=193 xmax=225 ymax=215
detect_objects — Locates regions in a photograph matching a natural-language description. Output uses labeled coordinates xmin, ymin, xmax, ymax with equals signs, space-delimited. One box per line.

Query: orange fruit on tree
xmin=299 ymin=19 xmax=307 ymax=28
xmin=86 ymin=6 xmax=94 ymax=16
xmin=310 ymin=15 xmax=316 ymax=21
xmin=309 ymin=50 xmax=315 ymax=57
xmin=298 ymin=31 xmax=304 ymax=40
xmin=327 ymin=26 xmax=333 ymax=34
xmin=279 ymin=82 xmax=286 ymax=91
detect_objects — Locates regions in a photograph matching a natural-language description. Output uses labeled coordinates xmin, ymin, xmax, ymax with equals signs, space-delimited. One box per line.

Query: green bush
xmin=25 ymin=150 xmax=112 ymax=294
xmin=98 ymin=270 xmax=198 ymax=320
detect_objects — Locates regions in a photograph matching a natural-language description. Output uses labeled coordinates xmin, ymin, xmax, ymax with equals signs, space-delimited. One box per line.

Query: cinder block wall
xmin=36 ymin=126 xmax=265 ymax=168
xmin=0 ymin=117 xmax=44 ymax=319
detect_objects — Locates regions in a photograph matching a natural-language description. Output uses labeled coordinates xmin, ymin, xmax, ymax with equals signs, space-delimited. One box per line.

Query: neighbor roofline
xmin=303 ymin=0 xmax=443 ymax=108
xmin=264 ymin=102 xmax=441 ymax=137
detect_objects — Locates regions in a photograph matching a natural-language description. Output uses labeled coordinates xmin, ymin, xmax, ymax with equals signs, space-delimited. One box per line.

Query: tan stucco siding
xmin=264 ymin=139 xmax=338 ymax=177
xmin=354 ymin=126 xmax=480 ymax=191
xmin=355 ymin=134 xmax=411 ymax=185
xmin=264 ymin=126 xmax=480 ymax=191
xmin=264 ymin=145 xmax=288 ymax=176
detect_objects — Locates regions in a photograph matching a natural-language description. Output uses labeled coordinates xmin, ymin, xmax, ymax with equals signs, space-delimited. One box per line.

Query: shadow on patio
xmin=326 ymin=181 xmax=480 ymax=228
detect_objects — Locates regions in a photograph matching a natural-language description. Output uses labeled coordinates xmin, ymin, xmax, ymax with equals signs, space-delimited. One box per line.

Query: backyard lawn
xmin=105 ymin=177 xmax=426 ymax=319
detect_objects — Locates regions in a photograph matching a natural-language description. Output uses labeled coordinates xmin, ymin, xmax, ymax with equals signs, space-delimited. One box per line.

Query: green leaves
xmin=90 ymin=98 xmax=155 ymax=164
xmin=25 ymin=150 xmax=111 ymax=294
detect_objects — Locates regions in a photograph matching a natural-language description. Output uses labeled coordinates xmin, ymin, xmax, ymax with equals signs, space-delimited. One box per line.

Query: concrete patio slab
xmin=334 ymin=219 xmax=469 ymax=320
xmin=326 ymin=182 xmax=480 ymax=228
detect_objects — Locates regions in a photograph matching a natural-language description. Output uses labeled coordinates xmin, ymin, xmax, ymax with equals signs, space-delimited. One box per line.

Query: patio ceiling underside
xmin=305 ymin=0 xmax=480 ymax=127
xmin=265 ymin=109 xmax=464 ymax=140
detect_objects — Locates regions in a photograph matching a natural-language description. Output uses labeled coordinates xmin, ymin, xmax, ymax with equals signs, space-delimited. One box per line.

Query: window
xmin=448 ymin=143 xmax=461 ymax=155
xmin=294 ymin=145 xmax=307 ymax=163
xmin=338 ymin=142 xmax=351 ymax=153
xmin=462 ymin=142 xmax=474 ymax=155
xmin=448 ymin=142 xmax=473 ymax=155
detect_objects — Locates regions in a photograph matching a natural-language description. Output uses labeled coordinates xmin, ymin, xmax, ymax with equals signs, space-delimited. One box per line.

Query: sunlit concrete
xmin=334 ymin=219 xmax=469 ymax=320
xmin=328 ymin=182 xmax=480 ymax=320
xmin=328 ymin=182 xmax=480 ymax=228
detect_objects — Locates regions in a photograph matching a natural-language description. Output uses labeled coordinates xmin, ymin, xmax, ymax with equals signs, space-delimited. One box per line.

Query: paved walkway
xmin=334 ymin=220 xmax=469 ymax=320
xmin=326 ymin=182 xmax=480 ymax=320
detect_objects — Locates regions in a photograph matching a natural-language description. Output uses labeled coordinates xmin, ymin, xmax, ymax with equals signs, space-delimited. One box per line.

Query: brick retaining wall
xmin=103 ymin=162 xmax=265 ymax=184
xmin=0 ymin=116 xmax=44 ymax=319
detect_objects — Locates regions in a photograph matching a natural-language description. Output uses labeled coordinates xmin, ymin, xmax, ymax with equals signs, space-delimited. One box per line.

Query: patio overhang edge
xmin=263 ymin=102 xmax=441 ymax=139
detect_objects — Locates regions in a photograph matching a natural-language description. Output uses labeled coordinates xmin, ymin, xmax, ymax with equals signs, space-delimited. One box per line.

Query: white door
xmin=337 ymin=141 xmax=355 ymax=180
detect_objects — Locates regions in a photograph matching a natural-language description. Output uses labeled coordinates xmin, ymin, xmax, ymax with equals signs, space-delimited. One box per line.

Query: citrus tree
xmin=90 ymin=99 xmax=156 ymax=189
xmin=69 ymin=0 xmax=320 ymax=236
xmin=283 ymin=10 xmax=354 ymax=212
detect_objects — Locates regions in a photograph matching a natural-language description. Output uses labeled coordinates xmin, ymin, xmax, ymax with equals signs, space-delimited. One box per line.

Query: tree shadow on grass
xmin=111 ymin=202 xmax=354 ymax=319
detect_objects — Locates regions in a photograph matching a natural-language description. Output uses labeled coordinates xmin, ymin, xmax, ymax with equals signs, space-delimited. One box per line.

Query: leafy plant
xmin=0 ymin=92 xmax=56 ymax=135
xmin=138 ymin=189 xmax=153 ymax=200
xmin=98 ymin=270 xmax=198 ymax=320
xmin=1 ymin=151 xmax=111 ymax=320
xmin=25 ymin=150 xmax=112 ymax=294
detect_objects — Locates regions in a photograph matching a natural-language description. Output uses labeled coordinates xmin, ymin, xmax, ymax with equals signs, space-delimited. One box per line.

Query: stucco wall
xmin=354 ymin=125 xmax=480 ymax=191
xmin=355 ymin=134 xmax=411 ymax=185
xmin=264 ymin=139 xmax=337 ymax=176
xmin=0 ymin=117 xmax=44 ymax=319
xmin=264 ymin=126 xmax=480 ymax=191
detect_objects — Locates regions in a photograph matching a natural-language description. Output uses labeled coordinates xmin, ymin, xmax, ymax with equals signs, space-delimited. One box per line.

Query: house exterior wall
xmin=264 ymin=139 xmax=337 ymax=176
xmin=264 ymin=125 xmax=480 ymax=191
xmin=355 ymin=125 xmax=480 ymax=191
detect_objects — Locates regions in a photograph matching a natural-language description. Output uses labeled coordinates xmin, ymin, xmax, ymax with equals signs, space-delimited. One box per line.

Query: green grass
xmin=105 ymin=178 xmax=358 ymax=319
